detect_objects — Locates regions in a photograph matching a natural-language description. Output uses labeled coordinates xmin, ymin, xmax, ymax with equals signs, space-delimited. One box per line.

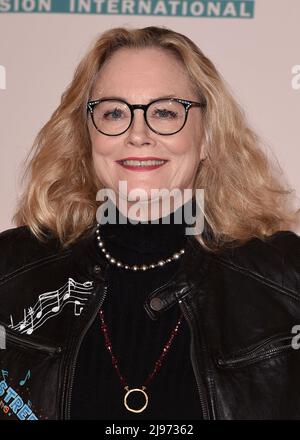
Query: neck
xmin=115 ymin=193 xmax=193 ymax=223
xmin=97 ymin=198 xmax=196 ymax=266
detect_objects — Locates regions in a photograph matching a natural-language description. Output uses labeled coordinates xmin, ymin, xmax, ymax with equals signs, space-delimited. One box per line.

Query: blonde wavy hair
xmin=13 ymin=26 xmax=299 ymax=252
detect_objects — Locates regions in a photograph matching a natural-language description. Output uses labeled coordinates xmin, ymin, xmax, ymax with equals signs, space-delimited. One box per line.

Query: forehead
xmin=92 ymin=47 xmax=195 ymax=99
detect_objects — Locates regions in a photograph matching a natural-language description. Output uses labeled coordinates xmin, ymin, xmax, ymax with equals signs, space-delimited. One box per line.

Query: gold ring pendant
xmin=123 ymin=386 xmax=148 ymax=413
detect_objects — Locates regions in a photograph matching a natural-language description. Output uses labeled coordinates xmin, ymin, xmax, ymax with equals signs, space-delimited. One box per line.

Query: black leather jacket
xmin=0 ymin=224 xmax=299 ymax=420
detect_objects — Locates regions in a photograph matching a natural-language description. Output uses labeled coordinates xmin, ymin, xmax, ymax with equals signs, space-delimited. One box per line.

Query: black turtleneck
xmin=70 ymin=200 xmax=202 ymax=420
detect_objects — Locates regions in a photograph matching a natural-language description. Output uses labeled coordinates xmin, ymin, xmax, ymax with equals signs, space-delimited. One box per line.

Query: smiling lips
xmin=116 ymin=157 xmax=169 ymax=171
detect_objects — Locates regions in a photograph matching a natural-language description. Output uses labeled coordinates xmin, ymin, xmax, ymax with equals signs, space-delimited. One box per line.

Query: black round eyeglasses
xmin=87 ymin=97 xmax=206 ymax=136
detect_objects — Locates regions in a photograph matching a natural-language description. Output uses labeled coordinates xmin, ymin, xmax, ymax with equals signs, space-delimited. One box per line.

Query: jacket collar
xmin=142 ymin=235 xmax=212 ymax=319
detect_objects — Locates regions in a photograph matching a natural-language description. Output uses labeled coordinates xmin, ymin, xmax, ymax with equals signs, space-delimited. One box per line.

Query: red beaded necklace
xmin=99 ymin=308 xmax=184 ymax=413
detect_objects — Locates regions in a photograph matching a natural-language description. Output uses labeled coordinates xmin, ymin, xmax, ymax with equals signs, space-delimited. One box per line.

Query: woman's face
xmin=88 ymin=47 xmax=205 ymax=213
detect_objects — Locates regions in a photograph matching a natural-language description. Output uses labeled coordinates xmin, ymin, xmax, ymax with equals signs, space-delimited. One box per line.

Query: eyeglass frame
xmin=86 ymin=97 xmax=206 ymax=136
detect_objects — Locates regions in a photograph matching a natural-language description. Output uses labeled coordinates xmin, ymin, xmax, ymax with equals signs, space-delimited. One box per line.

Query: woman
xmin=0 ymin=26 xmax=299 ymax=421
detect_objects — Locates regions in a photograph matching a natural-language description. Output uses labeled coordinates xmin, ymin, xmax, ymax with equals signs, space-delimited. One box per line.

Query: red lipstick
xmin=116 ymin=157 xmax=169 ymax=172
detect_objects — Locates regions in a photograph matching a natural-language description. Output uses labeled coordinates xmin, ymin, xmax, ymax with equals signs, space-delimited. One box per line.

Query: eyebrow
xmin=95 ymin=94 xmax=178 ymax=102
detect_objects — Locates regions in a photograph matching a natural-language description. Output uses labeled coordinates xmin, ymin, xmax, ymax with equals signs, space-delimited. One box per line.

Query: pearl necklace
xmin=95 ymin=223 xmax=185 ymax=271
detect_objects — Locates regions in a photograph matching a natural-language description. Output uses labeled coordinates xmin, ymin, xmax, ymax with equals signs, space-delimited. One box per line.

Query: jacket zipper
xmin=179 ymin=299 xmax=211 ymax=420
xmin=217 ymin=335 xmax=293 ymax=368
xmin=5 ymin=330 xmax=62 ymax=355
xmin=63 ymin=278 xmax=109 ymax=420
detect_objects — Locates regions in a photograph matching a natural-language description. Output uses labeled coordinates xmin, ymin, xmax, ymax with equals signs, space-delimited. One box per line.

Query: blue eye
xmin=152 ymin=108 xmax=178 ymax=119
xmin=103 ymin=107 xmax=124 ymax=120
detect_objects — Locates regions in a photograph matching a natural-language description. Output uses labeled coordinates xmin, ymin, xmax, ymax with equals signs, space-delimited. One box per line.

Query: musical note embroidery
xmin=9 ymin=278 xmax=94 ymax=335
xmin=19 ymin=370 xmax=31 ymax=387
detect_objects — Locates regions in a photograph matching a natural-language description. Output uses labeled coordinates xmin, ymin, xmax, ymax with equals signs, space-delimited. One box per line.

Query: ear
xmin=199 ymin=141 xmax=207 ymax=162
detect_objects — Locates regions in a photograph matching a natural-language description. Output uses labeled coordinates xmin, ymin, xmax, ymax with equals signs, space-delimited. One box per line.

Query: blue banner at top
xmin=0 ymin=0 xmax=255 ymax=18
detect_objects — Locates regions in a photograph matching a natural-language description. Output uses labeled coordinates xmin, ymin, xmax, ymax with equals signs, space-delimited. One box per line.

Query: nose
xmin=125 ymin=109 xmax=155 ymax=147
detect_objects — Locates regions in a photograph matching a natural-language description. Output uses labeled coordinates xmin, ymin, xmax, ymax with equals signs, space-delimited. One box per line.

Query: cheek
xmin=166 ymin=118 xmax=201 ymax=155
xmin=89 ymin=131 xmax=115 ymax=158
xmin=89 ymin=135 xmax=111 ymax=176
xmin=91 ymin=149 xmax=112 ymax=178
xmin=166 ymin=134 xmax=200 ymax=162
xmin=91 ymin=147 xmax=115 ymax=187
